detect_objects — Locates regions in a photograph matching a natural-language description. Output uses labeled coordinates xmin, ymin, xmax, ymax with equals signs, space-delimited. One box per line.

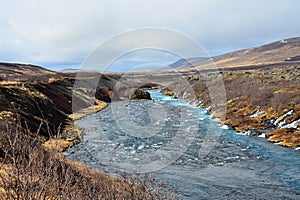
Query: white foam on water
xmin=220 ymin=124 xmax=229 ymax=129
xmin=137 ymin=144 xmax=145 ymax=150
xmin=236 ymin=131 xmax=249 ymax=136
xmin=258 ymin=133 xmax=266 ymax=138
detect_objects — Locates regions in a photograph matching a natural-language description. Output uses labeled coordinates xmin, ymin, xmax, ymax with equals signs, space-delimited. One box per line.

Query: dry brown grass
xmin=43 ymin=136 xmax=80 ymax=152
xmin=43 ymin=100 xmax=108 ymax=152
xmin=178 ymin=64 xmax=300 ymax=147
xmin=0 ymin=121 xmax=176 ymax=199
xmin=178 ymin=37 xmax=300 ymax=72
xmin=69 ymin=100 xmax=107 ymax=121
xmin=160 ymin=88 xmax=174 ymax=96
xmin=266 ymin=129 xmax=300 ymax=147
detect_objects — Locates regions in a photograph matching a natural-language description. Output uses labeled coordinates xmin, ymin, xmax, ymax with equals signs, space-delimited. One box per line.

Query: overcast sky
xmin=1 ymin=0 xmax=299 ymax=71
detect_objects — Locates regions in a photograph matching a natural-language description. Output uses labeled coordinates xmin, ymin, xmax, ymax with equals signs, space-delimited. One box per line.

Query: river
xmin=65 ymin=89 xmax=300 ymax=199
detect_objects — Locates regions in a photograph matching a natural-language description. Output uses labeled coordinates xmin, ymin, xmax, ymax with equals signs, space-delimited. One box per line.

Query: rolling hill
xmin=170 ymin=37 xmax=300 ymax=71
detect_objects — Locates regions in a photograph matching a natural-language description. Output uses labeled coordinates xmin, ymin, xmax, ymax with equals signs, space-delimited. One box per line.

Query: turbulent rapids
xmin=66 ymin=89 xmax=300 ymax=199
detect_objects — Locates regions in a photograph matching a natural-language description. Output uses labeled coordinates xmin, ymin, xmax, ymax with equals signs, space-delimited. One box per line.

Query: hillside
xmin=0 ymin=63 xmax=153 ymax=138
xmin=164 ymin=37 xmax=300 ymax=148
xmin=0 ymin=36 xmax=299 ymax=198
xmin=168 ymin=57 xmax=209 ymax=68
xmin=0 ymin=62 xmax=61 ymax=81
xmin=0 ymin=63 xmax=163 ymax=199
xmin=172 ymin=37 xmax=300 ymax=71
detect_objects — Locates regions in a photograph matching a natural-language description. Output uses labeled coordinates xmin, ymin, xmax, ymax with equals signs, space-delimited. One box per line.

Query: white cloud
xmin=0 ymin=0 xmax=299 ymax=68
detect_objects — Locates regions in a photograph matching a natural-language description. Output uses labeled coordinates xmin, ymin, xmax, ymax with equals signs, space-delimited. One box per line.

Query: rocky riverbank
xmin=163 ymin=64 xmax=300 ymax=148
xmin=0 ymin=63 xmax=152 ymax=146
xmin=0 ymin=63 xmax=163 ymax=199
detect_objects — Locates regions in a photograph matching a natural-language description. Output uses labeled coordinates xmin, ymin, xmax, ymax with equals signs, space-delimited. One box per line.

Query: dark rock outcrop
xmin=95 ymin=87 xmax=114 ymax=102
xmin=129 ymin=88 xmax=151 ymax=100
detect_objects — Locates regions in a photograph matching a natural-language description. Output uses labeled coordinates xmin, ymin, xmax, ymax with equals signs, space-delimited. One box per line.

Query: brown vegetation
xmin=160 ymin=61 xmax=300 ymax=148
xmin=0 ymin=122 xmax=175 ymax=199
xmin=176 ymin=37 xmax=300 ymax=72
xmin=1 ymin=37 xmax=300 ymax=198
xmin=266 ymin=128 xmax=300 ymax=147
xmin=160 ymin=88 xmax=174 ymax=96
xmin=0 ymin=63 xmax=177 ymax=199
xmin=180 ymin=65 xmax=300 ymax=147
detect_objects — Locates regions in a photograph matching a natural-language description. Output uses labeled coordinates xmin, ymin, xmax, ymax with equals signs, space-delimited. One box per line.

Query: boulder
xmin=129 ymin=88 xmax=151 ymax=100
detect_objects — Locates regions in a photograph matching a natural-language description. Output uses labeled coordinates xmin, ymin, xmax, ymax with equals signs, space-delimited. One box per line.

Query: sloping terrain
xmin=165 ymin=37 xmax=300 ymax=148
xmin=0 ymin=62 xmax=60 ymax=82
xmin=172 ymin=37 xmax=300 ymax=71
xmin=0 ymin=36 xmax=299 ymax=198
xmin=211 ymin=37 xmax=300 ymax=68
xmin=0 ymin=63 xmax=167 ymax=199
xmin=0 ymin=63 xmax=151 ymax=138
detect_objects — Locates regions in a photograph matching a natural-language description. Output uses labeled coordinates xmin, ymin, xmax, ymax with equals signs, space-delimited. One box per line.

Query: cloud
xmin=81 ymin=28 xmax=210 ymax=71
xmin=102 ymin=49 xmax=180 ymax=72
xmin=0 ymin=0 xmax=299 ymax=69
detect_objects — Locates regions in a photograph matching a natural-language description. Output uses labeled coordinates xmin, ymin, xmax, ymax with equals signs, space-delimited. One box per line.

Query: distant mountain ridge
xmin=1 ymin=36 xmax=300 ymax=75
xmin=170 ymin=37 xmax=300 ymax=71
xmin=60 ymin=68 xmax=80 ymax=72
xmin=168 ymin=57 xmax=210 ymax=68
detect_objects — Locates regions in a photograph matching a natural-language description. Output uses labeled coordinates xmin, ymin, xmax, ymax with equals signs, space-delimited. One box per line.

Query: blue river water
xmin=65 ymin=89 xmax=300 ymax=199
